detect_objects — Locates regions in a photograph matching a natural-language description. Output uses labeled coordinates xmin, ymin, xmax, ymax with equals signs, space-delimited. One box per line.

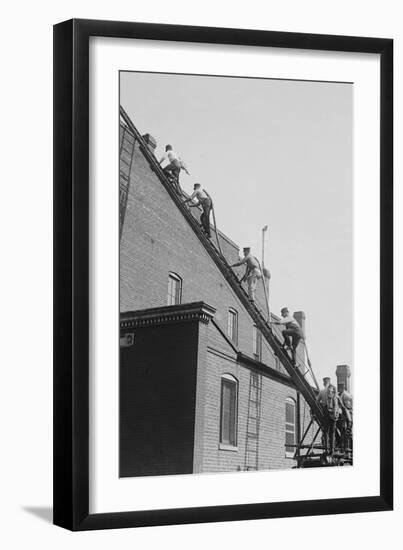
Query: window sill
xmin=285 ymin=454 xmax=295 ymax=459
xmin=219 ymin=443 xmax=238 ymax=452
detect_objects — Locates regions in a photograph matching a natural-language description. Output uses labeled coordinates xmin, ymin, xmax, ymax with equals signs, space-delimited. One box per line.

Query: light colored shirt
xmin=339 ymin=390 xmax=353 ymax=410
xmin=316 ymin=387 xmax=329 ymax=405
xmin=278 ymin=315 xmax=300 ymax=329
xmin=236 ymin=253 xmax=260 ymax=270
xmin=159 ymin=149 xmax=179 ymax=164
xmin=317 ymin=384 xmax=338 ymax=407
xmin=190 ymin=188 xmax=208 ymax=202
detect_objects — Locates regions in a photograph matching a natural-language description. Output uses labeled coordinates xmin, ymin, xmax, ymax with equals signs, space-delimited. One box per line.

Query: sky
xmin=120 ymin=71 xmax=353 ymax=385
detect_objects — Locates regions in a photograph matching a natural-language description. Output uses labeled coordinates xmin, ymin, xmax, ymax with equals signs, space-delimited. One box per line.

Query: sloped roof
xmin=120 ymin=106 xmax=262 ymax=315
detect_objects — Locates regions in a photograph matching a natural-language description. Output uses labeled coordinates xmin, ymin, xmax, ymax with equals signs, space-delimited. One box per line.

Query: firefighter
xmin=159 ymin=144 xmax=189 ymax=189
xmin=316 ymin=377 xmax=331 ymax=407
xmin=338 ymin=383 xmax=353 ymax=452
xmin=316 ymin=377 xmax=340 ymax=456
xmin=272 ymin=308 xmax=304 ymax=359
xmin=183 ymin=184 xmax=212 ymax=238
xmin=231 ymin=247 xmax=262 ymax=302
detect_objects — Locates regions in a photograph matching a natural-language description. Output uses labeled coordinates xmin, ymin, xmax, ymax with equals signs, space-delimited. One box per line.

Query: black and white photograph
xmin=119 ymin=71 xmax=354 ymax=477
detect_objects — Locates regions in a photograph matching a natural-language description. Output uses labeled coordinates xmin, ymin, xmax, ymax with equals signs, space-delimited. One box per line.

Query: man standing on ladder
xmin=272 ymin=307 xmax=304 ymax=361
xmin=231 ymin=248 xmax=262 ymax=302
xmin=182 ymin=183 xmax=212 ymax=238
xmin=159 ymin=144 xmax=189 ymax=190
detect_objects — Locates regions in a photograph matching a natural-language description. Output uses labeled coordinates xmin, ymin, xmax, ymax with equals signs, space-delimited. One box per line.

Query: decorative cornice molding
xmin=120 ymin=301 xmax=216 ymax=330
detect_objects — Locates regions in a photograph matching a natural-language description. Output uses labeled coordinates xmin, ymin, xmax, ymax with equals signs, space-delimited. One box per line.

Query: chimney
xmin=336 ymin=364 xmax=351 ymax=393
xmin=142 ymin=133 xmax=157 ymax=154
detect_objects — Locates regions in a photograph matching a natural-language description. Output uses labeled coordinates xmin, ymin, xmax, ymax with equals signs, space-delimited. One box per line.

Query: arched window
xmin=220 ymin=374 xmax=238 ymax=447
xmin=167 ymin=272 xmax=182 ymax=306
xmin=285 ymin=397 xmax=296 ymax=458
xmin=227 ymin=308 xmax=238 ymax=345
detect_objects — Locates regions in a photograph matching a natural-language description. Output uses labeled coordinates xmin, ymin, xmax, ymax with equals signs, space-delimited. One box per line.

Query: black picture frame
xmin=53 ymin=18 xmax=393 ymax=531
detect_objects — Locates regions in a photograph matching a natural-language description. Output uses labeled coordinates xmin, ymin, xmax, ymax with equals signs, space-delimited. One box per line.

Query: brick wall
xmin=199 ymin=323 xmax=304 ymax=472
xmin=197 ymin=321 xmax=319 ymax=472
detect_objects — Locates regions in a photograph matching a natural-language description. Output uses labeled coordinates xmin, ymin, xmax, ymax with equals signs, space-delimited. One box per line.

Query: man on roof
xmin=159 ymin=144 xmax=189 ymax=190
xmin=182 ymin=183 xmax=212 ymax=238
xmin=231 ymin=247 xmax=262 ymax=303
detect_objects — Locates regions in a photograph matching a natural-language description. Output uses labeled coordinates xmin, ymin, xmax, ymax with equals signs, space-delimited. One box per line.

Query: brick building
xmin=119 ymin=109 xmax=348 ymax=477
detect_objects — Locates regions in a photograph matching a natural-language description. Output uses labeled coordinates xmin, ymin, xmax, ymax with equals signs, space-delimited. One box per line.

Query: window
xmin=227 ymin=308 xmax=238 ymax=345
xmin=167 ymin=272 xmax=182 ymax=305
xmin=220 ymin=375 xmax=238 ymax=447
xmin=252 ymin=325 xmax=262 ymax=361
xmin=285 ymin=398 xmax=296 ymax=458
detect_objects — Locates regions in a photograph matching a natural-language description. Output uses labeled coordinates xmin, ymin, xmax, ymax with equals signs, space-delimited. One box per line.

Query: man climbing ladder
xmin=183 ymin=183 xmax=212 ymax=238
xmin=272 ymin=307 xmax=304 ymax=363
xmin=231 ymin=247 xmax=262 ymax=302
xmin=159 ymin=144 xmax=189 ymax=190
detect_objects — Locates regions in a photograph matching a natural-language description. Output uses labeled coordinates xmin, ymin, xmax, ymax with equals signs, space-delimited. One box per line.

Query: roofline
xmin=120 ymin=107 xmax=274 ymax=325
xmin=120 ymin=113 xmax=240 ymax=254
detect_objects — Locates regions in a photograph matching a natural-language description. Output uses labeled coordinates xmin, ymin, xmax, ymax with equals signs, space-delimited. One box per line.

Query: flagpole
xmin=262 ymin=225 xmax=268 ymax=270
xmin=261 ymin=225 xmax=270 ymax=319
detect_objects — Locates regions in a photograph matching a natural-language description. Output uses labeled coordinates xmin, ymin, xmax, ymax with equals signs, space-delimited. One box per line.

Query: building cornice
xmin=120 ymin=301 xmax=216 ymax=330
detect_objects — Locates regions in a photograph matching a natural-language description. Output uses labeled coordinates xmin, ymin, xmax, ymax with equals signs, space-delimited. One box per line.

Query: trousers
xmin=199 ymin=197 xmax=212 ymax=237
xmin=282 ymin=328 xmax=303 ymax=350
xmin=163 ymin=159 xmax=181 ymax=182
xmin=247 ymin=267 xmax=262 ymax=301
